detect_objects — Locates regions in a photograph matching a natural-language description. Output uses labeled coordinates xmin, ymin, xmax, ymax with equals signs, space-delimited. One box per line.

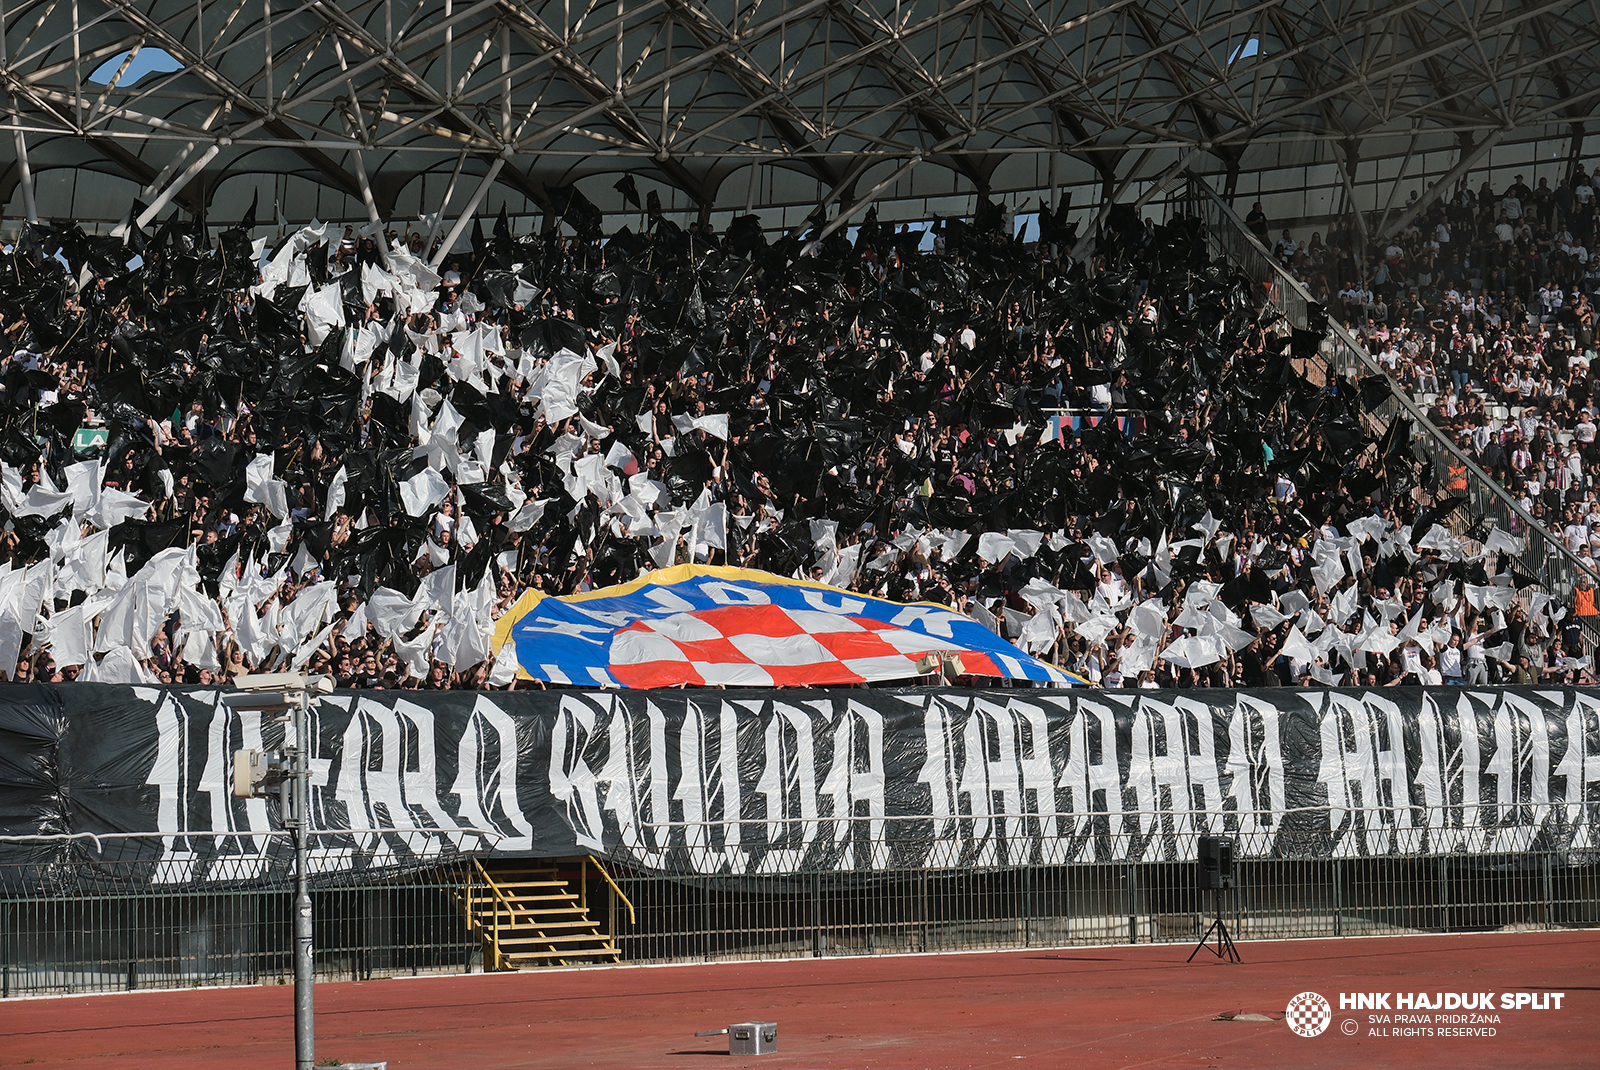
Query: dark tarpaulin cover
xmin=1 ymin=684 xmax=1598 ymax=881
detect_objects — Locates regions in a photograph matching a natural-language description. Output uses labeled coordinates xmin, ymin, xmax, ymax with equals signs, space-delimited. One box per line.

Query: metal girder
xmin=82 ymin=0 xmax=370 ymax=200
xmin=85 ymin=133 xmax=205 ymax=215
xmin=0 ymin=0 xmax=1593 ymax=227
xmin=979 ymin=0 xmax=1121 ymax=194
xmin=821 ymin=1 xmax=989 ymax=192
xmin=1123 ymin=5 xmax=1238 ymax=163
xmin=654 ymin=0 xmax=841 ymax=191
xmin=1381 ymin=128 xmax=1509 ymax=239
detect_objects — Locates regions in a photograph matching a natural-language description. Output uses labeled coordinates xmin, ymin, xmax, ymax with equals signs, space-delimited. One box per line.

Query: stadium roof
xmin=3 ymin=0 xmax=1598 ymax=233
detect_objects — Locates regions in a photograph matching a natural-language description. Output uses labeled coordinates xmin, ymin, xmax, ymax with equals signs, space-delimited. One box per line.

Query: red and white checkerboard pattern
xmin=1284 ymin=991 xmax=1332 ymax=1037
xmin=607 ymin=604 xmax=1003 ymax=688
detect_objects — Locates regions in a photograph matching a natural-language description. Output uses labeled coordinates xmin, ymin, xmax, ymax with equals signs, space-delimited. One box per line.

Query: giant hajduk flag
xmin=500 ymin=565 xmax=1080 ymax=688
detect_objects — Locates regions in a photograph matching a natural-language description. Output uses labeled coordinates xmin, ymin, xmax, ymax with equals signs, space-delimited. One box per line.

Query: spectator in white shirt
xmin=1565 ymin=517 xmax=1589 ymax=553
xmin=1439 ymin=634 xmax=1464 ymax=684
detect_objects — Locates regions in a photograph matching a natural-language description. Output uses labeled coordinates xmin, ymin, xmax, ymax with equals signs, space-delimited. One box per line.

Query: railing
xmin=0 ymin=859 xmax=479 ymax=996
xmin=601 ymin=813 xmax=1600 ymax=964
xmin=1184 ymin=175 xmax=1599 ymax=650
xmin=594 ymin=804 xmax=1598 ymax=963
xmin=0 ymin=828 xmax=494 ymax=997
xmin=588 ymin=854 xmax=637 ymax=927
xmin=5 ymin=807 xmax=1596 ymax=991
xmin=606 ymin=850 xmax=1597 ymax=963
xmin=465 ymin=857 xmax=515 ymax=971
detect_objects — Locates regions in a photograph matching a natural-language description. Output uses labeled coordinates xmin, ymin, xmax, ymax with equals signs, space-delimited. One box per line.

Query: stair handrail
xmin=472 ymin=856 xmax=514 ymax=970
xmin=586 ymin=854 xmax=636 ymax=926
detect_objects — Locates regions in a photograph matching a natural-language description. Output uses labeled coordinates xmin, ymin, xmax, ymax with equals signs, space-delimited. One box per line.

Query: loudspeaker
xmin=1197 ymin=835 xmax=1234 ymax=891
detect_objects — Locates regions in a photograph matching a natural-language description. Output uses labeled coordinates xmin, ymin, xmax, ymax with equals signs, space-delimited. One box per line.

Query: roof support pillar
xmin=1333 ymin=139 xmax=1369 ymax=255
xmin=112 ymin=142 xmax=221 ymax=238
xmin=1070 ymin=147 xmax=1199 ymax=262
xmin=1381 ymin=128 xmax=1507 ymax=240
xmin=0 ymin=15 xmax=34 ymax=225
xmin=351 ymin=148 xmax=381 ymax=225
xmin=800 ymin=154 xmax=924 ymax=256
xmin=430 ymin=157 xmax=504 ymax=269
xmin=425 ymin=152 xmax=468 ymax=252
xmin=11 ymin=116 xmax=35 ymax=223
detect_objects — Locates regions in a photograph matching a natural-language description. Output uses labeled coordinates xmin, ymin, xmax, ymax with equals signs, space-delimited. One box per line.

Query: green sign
xmin=72 ymin=427 xmax=108 ymax=452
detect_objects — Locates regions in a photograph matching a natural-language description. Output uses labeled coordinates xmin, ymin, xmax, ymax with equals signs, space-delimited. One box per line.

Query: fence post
xmin=1438 ymin=857 xmax=1449 ymax=932
xmin=810 ymin=873 xmax=823 ymax=957
xmin=463 ymin=864 xmax=473 ymax=974
xmin=1333 ymin=860 xmax=1342 ymax=937
xmin=1233 ymin=862 xmax=1243 ymax=940
xmin=1023 ymin=864 xmax=1032 ymax=948
xmin=1543 ymin=853 xmax=1554 ymax=930
xmin=1126 ymin=864 xmax=1138 ymax=944
xmin=919 ymin=870 xmax=929 ymax=953
xmin=250 ymin=891 xmax=260 ymax=984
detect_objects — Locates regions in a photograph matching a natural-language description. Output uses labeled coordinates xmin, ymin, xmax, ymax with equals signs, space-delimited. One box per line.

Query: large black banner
xmin=2 ymin=684 xmax=1598 ymax=879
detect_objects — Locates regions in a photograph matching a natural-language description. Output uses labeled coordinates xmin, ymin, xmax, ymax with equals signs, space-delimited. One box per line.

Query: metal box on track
xmin=728 ymin=1022 xmax=778 ymax=1054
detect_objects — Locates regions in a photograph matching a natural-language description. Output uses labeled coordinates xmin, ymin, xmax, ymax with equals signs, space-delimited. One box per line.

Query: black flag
xmin=614 ymin=174 xmax=641 ymax=210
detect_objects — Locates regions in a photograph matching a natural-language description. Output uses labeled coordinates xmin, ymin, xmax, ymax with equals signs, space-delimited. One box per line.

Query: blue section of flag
xmin=508 ymin=566 xmax=1079 ymax=688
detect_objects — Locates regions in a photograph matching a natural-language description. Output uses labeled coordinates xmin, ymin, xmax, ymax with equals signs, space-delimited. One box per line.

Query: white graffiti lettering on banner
xmin=584 ymin=692 xmax=1309 ymax=872
xmin=1555 ymin=691 xmax=1600 ymax=851
xmin=446 ymin=697 xmax=534 ymax=852
xmin=1316 ymin=690 xmax=1569 ymax=856
xmin=138 ymin=687 xmax=275 ymax=883
xmin=119 ymin=687 xmax=1600 ymax=878
xmin=921 ymin=694 xmax=1054 ymax=867
xmin=753 ymin=698 xmax=821 ymax=874
xmin=583 ymin=693 xmax=888 ymax=873
xmin=138 ymin=692 xmax=535 ymax=873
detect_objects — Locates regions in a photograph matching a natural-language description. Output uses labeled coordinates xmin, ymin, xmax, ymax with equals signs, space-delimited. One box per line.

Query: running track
xmin=2 ymin=931 xmax=1594 ymax=1069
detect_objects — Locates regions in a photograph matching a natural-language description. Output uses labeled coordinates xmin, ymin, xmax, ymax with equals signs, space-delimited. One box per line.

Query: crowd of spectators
xmin=0 ymin=188 xmax=1585 ymax=694
xmin=1243 ymin=168 xmax=1600 ymax=665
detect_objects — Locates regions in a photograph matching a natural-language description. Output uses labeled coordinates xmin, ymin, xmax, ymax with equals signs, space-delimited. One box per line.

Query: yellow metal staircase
xmin=462 ymin=857 xmax=633 ymax=969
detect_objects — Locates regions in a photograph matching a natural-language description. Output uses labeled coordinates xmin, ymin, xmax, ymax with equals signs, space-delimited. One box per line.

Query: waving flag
xmin=501 ymin=565 xmax=1079 ymax=688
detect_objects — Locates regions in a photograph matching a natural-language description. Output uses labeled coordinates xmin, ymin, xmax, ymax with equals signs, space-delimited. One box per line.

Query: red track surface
xmin=3 ymin=931 xmax=1595 ymax=1069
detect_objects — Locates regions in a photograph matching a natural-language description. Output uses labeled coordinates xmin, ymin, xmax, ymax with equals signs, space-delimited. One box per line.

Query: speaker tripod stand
xmin=1187 ymin=888 xmax=1240 ymax=964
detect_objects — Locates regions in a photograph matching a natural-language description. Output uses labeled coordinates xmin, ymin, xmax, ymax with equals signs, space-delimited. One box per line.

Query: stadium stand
xmin=0 ymin=189 xmax=1585 ymax=693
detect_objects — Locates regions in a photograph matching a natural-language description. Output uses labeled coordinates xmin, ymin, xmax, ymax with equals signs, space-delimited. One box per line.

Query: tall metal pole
xmin=292 ymin=690 xmax=314 ymax=1070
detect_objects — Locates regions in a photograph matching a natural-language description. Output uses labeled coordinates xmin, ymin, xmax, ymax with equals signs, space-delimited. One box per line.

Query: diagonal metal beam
xmin=657 ymin=0 xmax=842 ymax=191
xmin=1124 ymin=4 xmax=1243 ymax=169
xmin=1380 ymin=128 xmax=1507 ymax=239
xmin=85 ymin=135 xmax=206 ymax=216
xmin=979 ymin=0 xmax=1121 ymax=193
xmin=495 ymin=3 xmax=713 ymax=204
xmin=825 ymin=2 xmax=988 ymax=192
xmin=95 ymin=0 xmax=367 ymax=200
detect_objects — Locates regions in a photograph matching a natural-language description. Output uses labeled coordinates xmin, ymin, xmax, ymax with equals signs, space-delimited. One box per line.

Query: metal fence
xmin=602 ymin=819 xmax=1600 ymax=964
xmin=0 ymin=864 xmax=479 ymax=996
xmin=3 ymin=812 xmax=1597 ymax=992
xmin=0 ymin=830 xmax=490 ymax=997
xmin=1183 ymin=175 xmax=1600 ymax=652
xmin=595 ymin=807 xmax=1600 ymax=962
xmin=606 ymin=852 xmax=1600 ymax=964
